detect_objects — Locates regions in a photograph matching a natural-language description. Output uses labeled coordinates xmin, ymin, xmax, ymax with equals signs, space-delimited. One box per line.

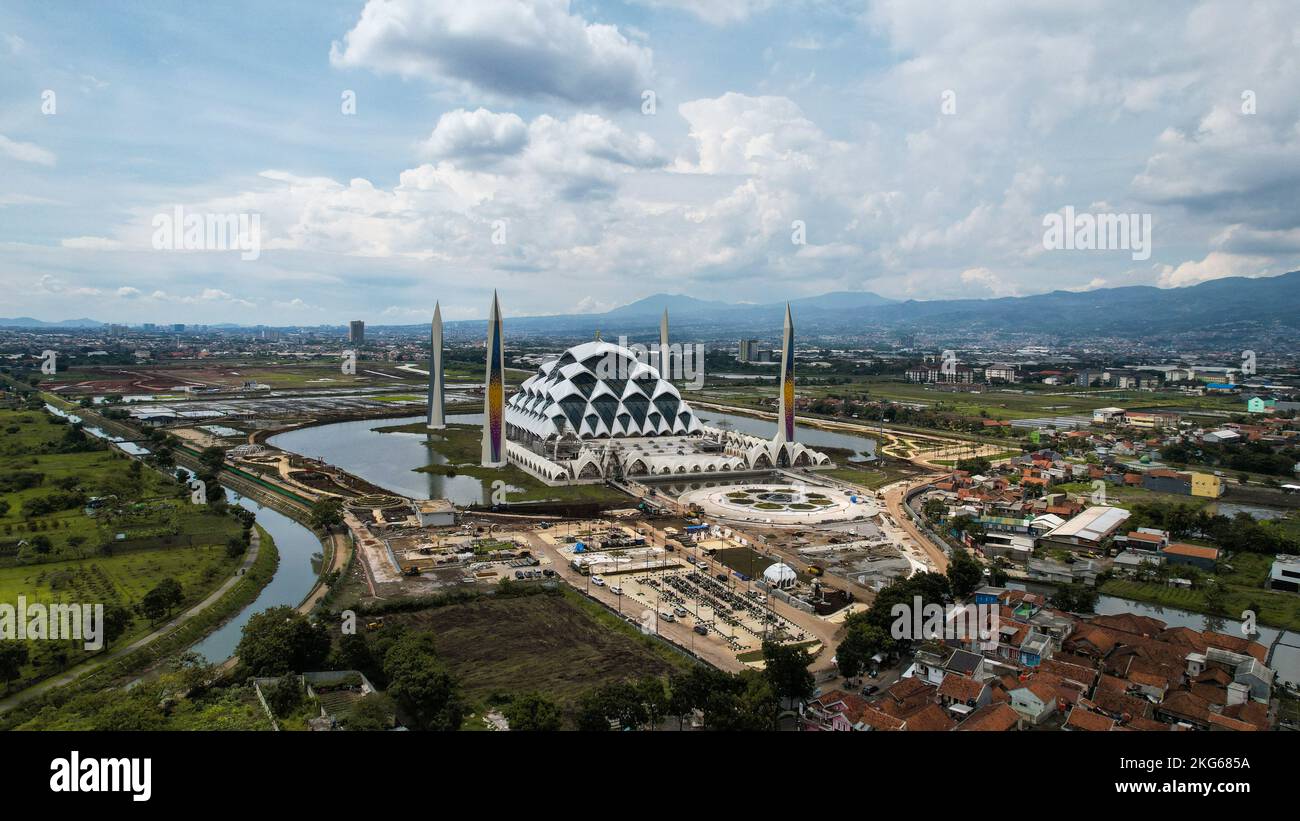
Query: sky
xmin=1 ymin=0 xmax=1298 ymax=324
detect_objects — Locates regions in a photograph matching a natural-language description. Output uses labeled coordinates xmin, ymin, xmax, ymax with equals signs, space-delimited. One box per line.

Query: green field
xmin=1101 ymin=552 xmax=1300 ymax=632
xmin=0 ymin=407 xmax=251 ymax=691
xmin=698 ymin=377 xmax=1244 ymax=423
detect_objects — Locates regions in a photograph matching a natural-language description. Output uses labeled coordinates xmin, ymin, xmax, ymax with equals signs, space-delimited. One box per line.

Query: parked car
xmin=860 ymin=684 xmax=880 ymax=696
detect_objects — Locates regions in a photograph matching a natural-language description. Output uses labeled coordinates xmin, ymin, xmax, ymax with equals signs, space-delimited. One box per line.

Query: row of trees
xmin=236 ymin=609 xmax=463 ymax=731
xmin=569 ymin=641 xmax=816 ymax=731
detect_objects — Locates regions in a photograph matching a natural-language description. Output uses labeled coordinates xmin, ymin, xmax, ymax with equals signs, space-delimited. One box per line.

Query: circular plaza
xmin=679 ymin=483 xmax=876 ymax=525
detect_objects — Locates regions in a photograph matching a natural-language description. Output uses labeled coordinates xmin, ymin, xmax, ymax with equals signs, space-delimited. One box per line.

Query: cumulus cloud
xmin=1157 ymin=251 xmax=1277 ymax=288
xmin=422 ymin=108 xmax=529 ymax=161
xmin=330 ymin=0 xmax=653 ymax=106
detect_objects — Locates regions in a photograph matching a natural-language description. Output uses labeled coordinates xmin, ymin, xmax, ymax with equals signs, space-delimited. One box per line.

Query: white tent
xmin=763 ymin=562 xmax=797 ymax=589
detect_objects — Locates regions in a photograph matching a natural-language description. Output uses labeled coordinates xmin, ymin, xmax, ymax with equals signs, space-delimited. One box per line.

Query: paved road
xmin=0 ymin=529 xmax=263 ymax=715
xmin=882 ymin=478 xmax=950 ymax=573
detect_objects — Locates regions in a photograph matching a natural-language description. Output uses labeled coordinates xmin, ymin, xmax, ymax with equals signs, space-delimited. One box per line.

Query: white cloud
xmin=422 ymin=108 xmax=529 ymax=160
xmin=61 ymin=236 xmax=122 ymax=250
xmin=633 ymin=0 xmax=775 ymax=25
xmin=1157 ymin=251 xmax=1277 ymax=287
xmin=330 ymin=0 xmax=652 ymax=106
xmin=0 ymin=134 xmax=56 ymax=166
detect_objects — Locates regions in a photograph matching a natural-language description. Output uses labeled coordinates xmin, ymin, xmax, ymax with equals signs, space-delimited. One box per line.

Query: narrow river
xmin=188 ymin=493 xmax=323 ymax=664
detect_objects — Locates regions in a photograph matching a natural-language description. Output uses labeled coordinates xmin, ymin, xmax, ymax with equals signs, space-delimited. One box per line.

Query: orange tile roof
xmin=956 ymin=703 xmax=1020 ymax=732
xmin=1162 ymin=543 xmax=1219 ymax=560
xmin=1065 ymin=707 xmax=1115 ymax=731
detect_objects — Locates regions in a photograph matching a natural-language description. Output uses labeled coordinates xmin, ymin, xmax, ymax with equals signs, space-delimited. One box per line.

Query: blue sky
xmin=1 ymin=0 xmax=1298 ymax=324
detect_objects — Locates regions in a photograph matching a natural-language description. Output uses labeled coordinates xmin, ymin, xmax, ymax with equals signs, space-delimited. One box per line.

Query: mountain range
xmin=3 ymin=271 xmax=1297 ymax=340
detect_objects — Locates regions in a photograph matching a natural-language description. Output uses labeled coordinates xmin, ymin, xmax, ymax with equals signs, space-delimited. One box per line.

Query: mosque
xmin=426 ymin=295 xmax=831 ymax=486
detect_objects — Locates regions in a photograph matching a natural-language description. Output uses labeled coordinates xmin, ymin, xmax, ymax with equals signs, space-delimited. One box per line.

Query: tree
xmin=345 ymin=693 xmax=395 ymax=731
xmin=946 ymin=549 xmax=984 ymax=600
xmin=100 ymin=603 xmax=133 ymax=650
xmin=574 ymin=682 xmax=647 ymax=731
xmin=705 ymin=670 xmax=781 ymax=731
xmin=761 ymin=640 xmax=815 ymax=706
xmin=836 ymin=615 xmax=888 ymax=680
xmin=235 ymin=606 xmax=332 ymax=676
xmin=921 ymin=497 xmax=946 ymax=522
xmin=0 ymin=642 xmax=30 ymax=692
xmin=382 ymin=632 xmax=463 ymax=731
xmin=139 ymin=578 xmax=184 ymax=622
xmin=636 ymin=675 xmax=670 ymax=728
xmin=309 ymin=498 xmax=344 ymax=531
xmin=502 ymin=692 xmax=564 ymax=731
xmin=331 ymin=632 xmax=381 ymax=683
xmin=198 ymin=446 xmax=226 ymax=473
xmin=1050 ymin=582 xmax=1098 ymax=613
xmin=264 ymin=673 xmax=304 ymax=718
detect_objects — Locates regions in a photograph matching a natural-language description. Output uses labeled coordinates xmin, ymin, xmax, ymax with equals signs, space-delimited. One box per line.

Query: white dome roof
xmin=505 ymin=340 xmax=702 ymax=440
xmin=763 ymin=562 xmax=797 ymax=584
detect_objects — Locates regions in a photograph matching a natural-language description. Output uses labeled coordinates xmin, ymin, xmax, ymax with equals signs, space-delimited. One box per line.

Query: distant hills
xmin=0 ymin=317 xmax=103 ymax=328
xmin=3 ymin=271 xmax=1297 ymax=340
xmin=487 ymin=271 xmax=1300 ymax=339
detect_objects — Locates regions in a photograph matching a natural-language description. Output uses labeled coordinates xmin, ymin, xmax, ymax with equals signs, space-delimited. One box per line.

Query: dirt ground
xmin=382 ymin=592 xmax=685 ymax=705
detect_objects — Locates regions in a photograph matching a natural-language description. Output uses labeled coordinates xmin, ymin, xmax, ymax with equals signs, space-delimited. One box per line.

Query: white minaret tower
xmin=427 ymin=302 xmax=445 ymax=430
xmin=659 ymin=308 xmax=670 ymax=379
xmin=775 ymin=303 xmax=795 ymax=444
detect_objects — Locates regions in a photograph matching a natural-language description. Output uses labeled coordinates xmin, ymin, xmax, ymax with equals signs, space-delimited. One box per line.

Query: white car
xmin=591 ymin=575 xmax=605 ymax=587
xmin=609 ymin=585 xmax=623 ymax=595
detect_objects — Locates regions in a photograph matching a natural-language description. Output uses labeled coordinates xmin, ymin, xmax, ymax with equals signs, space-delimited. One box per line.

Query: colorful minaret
xmin=659 ymin=308 xmax=670 ymax=379
xmin=775 ymin=303 xmax=795 ymax=443
xmin=427 ymin=303 xmax=445 ymax=430
xmin=481 ymin=291 xmax=506 ymax=467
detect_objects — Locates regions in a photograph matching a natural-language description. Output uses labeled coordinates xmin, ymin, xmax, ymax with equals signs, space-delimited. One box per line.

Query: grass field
xmin=1100 ymin=552 xmax=1300 ymax=632
xmin=376 ymin=588 xmax=689 ymax=717
xmin=0 ymin=406 xmax=252 ymax=691
xmin=697 ymin=377 xmax=1245 ymax=423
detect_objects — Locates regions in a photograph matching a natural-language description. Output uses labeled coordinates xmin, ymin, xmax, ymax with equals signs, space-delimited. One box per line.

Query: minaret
xmin=481 ymin=291 xmax=506 ymax=467
xmin=775 ymin=303 xmax=795 ymax=444
xmin=659 ymin=308 xmax=670 ymax=379
xmin=426 ymin=303 xmax=445 ymax=430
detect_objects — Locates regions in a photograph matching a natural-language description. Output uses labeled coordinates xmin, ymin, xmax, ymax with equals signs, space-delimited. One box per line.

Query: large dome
xmin=506 ymin=340 xmax=702 ymax=440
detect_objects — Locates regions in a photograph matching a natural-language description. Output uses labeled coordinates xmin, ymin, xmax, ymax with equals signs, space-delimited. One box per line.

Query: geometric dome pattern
xmin=505 ymin=340 xmax=702 ymax=440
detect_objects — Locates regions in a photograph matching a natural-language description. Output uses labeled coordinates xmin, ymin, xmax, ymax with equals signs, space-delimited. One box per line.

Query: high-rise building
xmin=427 ymin=304 xmax=445 ymax=430
xmin=776 ymin=305 xmax=795 ymax=443
xmin=348 ymin=320 xmax=365 ymax=345
xmin=481 ymin=292 xmax=506 ymax=467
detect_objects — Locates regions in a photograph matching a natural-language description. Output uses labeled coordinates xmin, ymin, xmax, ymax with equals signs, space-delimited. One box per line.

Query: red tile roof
xmin=956 ymin=703 xmax=1020 ymax=732
xmin=1065 ymin=707 xmax=1115 ymax=731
